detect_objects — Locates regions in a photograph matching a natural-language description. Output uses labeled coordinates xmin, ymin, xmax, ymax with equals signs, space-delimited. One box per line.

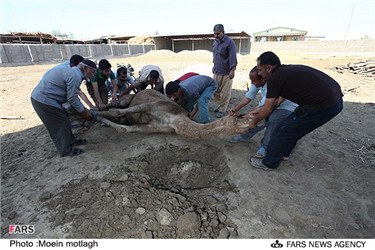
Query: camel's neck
xmin=173 ymin=116 xmax=249 ymax=140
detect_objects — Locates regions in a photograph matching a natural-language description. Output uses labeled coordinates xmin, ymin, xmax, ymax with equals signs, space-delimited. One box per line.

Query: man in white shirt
xmin=122 ymin=65 xmax=164 ymax=94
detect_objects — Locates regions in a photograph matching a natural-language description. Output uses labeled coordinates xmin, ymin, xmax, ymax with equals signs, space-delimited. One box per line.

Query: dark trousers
xmin=263 ymin=99 xmax=343 ymax=169
xmin=31 ymin=97 xmax=75 ymax=156
xmin=87 ymin=86 xmax=109 ymax=105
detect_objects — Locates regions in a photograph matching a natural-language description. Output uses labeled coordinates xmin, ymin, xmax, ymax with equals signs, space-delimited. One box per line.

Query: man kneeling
xmin=166 ymin=75 xmax=217 ymax=124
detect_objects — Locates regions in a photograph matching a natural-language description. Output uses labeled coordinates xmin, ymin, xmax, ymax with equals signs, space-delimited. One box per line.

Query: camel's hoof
xmin=115 ymin=127 xmax=127 ymax=133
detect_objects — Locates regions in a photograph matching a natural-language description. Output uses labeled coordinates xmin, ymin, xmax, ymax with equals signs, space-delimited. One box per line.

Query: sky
xmin=0 ymin=0 xmax=374 ymax=40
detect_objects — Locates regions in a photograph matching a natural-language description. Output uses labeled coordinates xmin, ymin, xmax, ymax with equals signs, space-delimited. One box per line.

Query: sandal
xmin=72 ymin=138 xmax=87 ymax=146
xmin=65 ymin=148 xmax=84 ymax=157
xmin=253 ymin=152 xmax=266 ymax=159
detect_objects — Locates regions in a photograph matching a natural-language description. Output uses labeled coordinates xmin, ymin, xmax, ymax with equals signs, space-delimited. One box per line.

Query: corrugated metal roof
xmin=151 ymin=31 xmax=251 ymax=39
xmin=72 ymin=31 xmax=251 ymax=43
xmin=253 ymin=27 xmax=307 ymax=36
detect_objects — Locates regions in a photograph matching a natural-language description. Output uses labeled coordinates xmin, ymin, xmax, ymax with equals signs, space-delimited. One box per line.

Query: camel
xmin=95 ymin=89 xmax=253 ymax=140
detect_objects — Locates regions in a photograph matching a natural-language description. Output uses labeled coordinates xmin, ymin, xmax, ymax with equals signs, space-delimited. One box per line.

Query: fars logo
xmin=9 ymin=225 xmax=35 ymax=234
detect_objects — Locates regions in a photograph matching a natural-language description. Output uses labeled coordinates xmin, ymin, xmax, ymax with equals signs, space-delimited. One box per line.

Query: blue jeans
xmin=240 ymin=109 xmax=293 ymax=151
xmin=183 ymin=85 xmax=217 ymax=124
xmin=262 ymin=99 xmax=343 ymax=169
xmin=197 ymin=85 xmax=217 ymax=123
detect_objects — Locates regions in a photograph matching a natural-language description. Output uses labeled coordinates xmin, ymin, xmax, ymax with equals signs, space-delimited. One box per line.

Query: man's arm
xmin=121 ymin=81 xmax=140 ymax=95
xmin=111 ymin=79 xmax=119 ymax=101
xmin=153 ymin=82 xmax=163 ymax=92
xmin=248 ymin=105 xmax=263 ymax=116
xmin=228 ymin=39 xmax=237 ymax=79
xmin=230 ymin=97 xmax=251 ymax=115
xmin=275 ymin=96 xmax=285 ymax=106
xmin=230 ymin=84 xmax=259 ymax=115
xmin=229 ymin=66 xmax=236 ymax=79
xmin=65 ymin=74 xmax=92 ymax=120
xmin=249 ymin=98 xmax=278 ymax=128
xmin=92 ymin=82 xmax=106 ymax=110
xmin=66 ymin=72 xmax=85 ymax=113
xmin=78 ymin=89 xmax=96 ymax=110
xmin=190 ymin=104 xmax=198 ymax=119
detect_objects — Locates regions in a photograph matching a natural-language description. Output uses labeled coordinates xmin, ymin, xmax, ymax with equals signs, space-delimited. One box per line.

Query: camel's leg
xmin=100 ymin=103 xmax=155 ymax=118
xmin=99 ymin=117 xmax=129 ymax=133
xmin=124 ymin=125 xmax=175 ymax=133
xmin=106 ymin=94 xmax=135 ymax=109
xmin=99 ymin=117 xmax=175 ymax=134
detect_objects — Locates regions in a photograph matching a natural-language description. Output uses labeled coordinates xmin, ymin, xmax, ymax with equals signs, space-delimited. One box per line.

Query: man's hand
xmin=248 ymin=119 xmax=257 ymax=129
xmin=111 ymin=94 xmax=118 ymax=102
xmin=242 ymin=113 xmax=254 ymax=119
xmin=98 ymin=103 xmax=107 ymax=111
xmin=189 ymin=110 xmax=197 ymax=119
xmin=229 ymin=69 xmax=235 ymax=79
xmin=229 ymin=109 xmax=237 ymax=116
xmin=80 ymin=109 xmax=92 ymax=121
xmin=249 ymin=110 xmax=259 ymax=116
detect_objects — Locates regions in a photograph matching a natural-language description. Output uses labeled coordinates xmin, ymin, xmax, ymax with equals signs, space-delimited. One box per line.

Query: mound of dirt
xmin=128 ymin=36 xmax=154 ymax=45
xmin=43 ymin=144 xmax=238 ymax=238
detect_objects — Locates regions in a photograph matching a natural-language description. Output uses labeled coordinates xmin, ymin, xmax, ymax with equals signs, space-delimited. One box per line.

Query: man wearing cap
xmin=63 ymin=54 xmax=96 ymax=110
xmin=212 ymin=23 xmax=238 ymax=118
xmin=31 ymin=59 xmax=97 ymax=157
xmin=122 ymin=65 xmax=164 ymax=94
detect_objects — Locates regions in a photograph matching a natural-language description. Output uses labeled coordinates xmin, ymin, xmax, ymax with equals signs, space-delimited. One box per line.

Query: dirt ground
xmin=1 ymin=49 xmax=374 ymax=239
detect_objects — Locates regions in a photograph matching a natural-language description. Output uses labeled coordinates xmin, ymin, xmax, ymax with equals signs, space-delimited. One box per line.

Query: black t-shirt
xmin=139 ymin=82 xmax=164 ymax=94
xmin=266 ymin=65 xmax=343 ymax=109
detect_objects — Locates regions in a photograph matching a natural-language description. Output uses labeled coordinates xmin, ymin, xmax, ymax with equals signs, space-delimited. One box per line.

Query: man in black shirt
xmin=249 ymin=51 xmax=343 ymax=170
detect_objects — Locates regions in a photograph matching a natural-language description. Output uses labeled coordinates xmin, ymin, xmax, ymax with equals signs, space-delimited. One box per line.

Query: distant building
xmin=0 ymin=32 xmax=84 ymax=44
xmin=253 ymin=27 xmax=308 ymax=42
xmin=152 ymin=31 xmax=251 ymax=55
xmin=102 ymin=32 xmax=251 ymax=54
xmin=0 ymin=31 xmax=252 ymax=54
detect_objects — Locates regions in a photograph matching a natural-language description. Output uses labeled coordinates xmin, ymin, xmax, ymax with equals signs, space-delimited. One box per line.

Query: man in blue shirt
xmin=165 ymin=75 xmax=217 ymax=123
xmin=212 ymin=24 xmax=238 ymax=118
xmin=63 ymin=54 xmax=96 ymax=110
xmin=31 ymin=60 xmax=97 ymax=157
xmin=115 ymin=66 xmax=136 ymax=96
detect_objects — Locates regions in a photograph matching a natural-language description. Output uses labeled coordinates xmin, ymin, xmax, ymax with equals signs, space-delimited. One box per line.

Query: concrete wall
xmin=250 ymin=39 xmax=375 ymax=55
xmin=0 ymin=43 xmax=156 ymax=65
xmin=2 ymin=39 xmax=373 ymax=65
xmin=60 ymin=45 xmax=92 ymax=59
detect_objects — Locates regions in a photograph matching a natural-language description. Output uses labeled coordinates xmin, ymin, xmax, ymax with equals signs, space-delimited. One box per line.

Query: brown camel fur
xmin=97 ymin=89 xmax=252 ymax=140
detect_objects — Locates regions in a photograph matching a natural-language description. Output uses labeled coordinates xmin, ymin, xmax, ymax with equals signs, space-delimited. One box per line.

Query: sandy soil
xmin=1 ymin=49 xmax=374 ymax=239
